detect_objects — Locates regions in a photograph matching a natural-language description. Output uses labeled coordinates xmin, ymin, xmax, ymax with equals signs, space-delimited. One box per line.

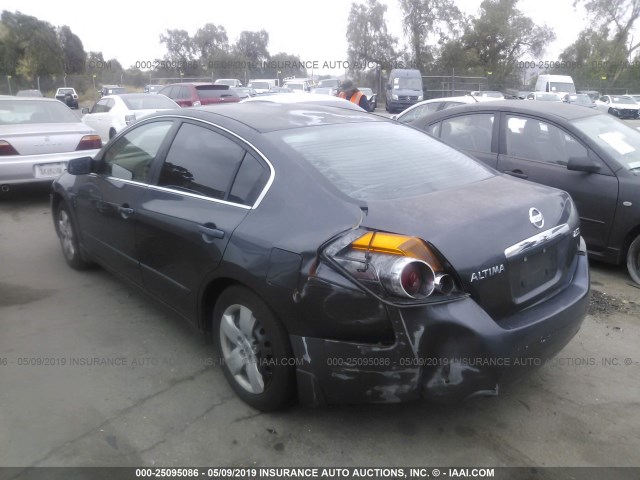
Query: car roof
xmin=420 ymin=99 xmax=602 ymax=122
xmin=152 ymin=102 xmax=383 ymax=133
xmin=1 ymin=96 xmax=61 ymax=104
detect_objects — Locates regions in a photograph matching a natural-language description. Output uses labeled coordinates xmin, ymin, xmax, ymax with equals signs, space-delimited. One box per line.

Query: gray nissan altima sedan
xmin=51 ymin=103 xmax=589 ymax=410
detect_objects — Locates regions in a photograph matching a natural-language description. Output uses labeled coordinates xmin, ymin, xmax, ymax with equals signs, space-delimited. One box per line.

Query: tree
xmin=194 ymin=23 xmax=229 ymax=58
xmin=346 ymin=0 xmax=398 ymax=72
xmin=573 ymin=0 xmax=640 ymax=83
xmin=233 ymin=30 xmax=269 ymax=64
xmin=160 ymin=29 xmax=196 ymax=63
xmin=58 ymin=26 xmax=86 ymax=74
xmin=398 ymin=0 xmax=462 ymax=71
xmin=462 ymin=0 xmax=555 ymax=88
xmin=0 ymin=11 xmax=63 ymax=80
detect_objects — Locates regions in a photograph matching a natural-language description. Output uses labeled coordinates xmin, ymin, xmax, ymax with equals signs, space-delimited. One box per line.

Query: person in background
xmin=337 ymin=80 xmax=370 ymax=111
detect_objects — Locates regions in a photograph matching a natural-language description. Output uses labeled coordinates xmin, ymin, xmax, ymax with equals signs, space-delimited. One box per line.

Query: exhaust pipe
xmin=434 ymin=273 xmax=455 ymax=295
xmin=0 ymin=185 xmax=10 ymax=193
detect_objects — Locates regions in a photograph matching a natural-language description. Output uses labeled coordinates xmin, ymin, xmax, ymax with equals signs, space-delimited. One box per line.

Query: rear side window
xmin=158 ymin=123 xmax=245 ymax=200
xmin=229 ymin=152 xmax=269 ymax=205
xmin=273 ymin=122 xmax=493 ymax=201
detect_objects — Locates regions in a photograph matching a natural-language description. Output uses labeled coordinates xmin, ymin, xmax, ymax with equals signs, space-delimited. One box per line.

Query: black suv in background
xmin=55 ymin=87 xmax=79 ymax=109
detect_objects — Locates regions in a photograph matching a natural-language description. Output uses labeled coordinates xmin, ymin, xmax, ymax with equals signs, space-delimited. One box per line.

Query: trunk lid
xmin=362 ymin=175 xmax=579 ymax=320
xmin=1 ymin=123 xmax=95 ymax=155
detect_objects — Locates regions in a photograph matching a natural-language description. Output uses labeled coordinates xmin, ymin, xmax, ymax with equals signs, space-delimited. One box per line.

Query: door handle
xmin=118 ymin=205 xmax=135 ymax=218
xmin=198 ymin=224 xmax=225 ymax=242
xmin=504 ymin=169 xmax=528 ymax=179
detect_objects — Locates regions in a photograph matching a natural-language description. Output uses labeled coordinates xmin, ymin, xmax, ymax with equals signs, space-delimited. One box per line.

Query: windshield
xmin=122 ymin=95 xmax=177 ymax=110
xmin=271 ymin=122 xmax=493 ymax=201
xmin=286 ymin=83 xmax=304 ymax=91
xmin=394 ymin=77 xmax=422 ymax=91
xmin=549 ymin=82 xmax=576 ymax=93
xmin=572 ymin=114 xmax=640 ymax=170
xmin=250 ymin=82 xmax=270 ymax=89
xmin=0 ymin=100 xmax=81 ymax=124
xmin=611 ymin=96 xmax=636 ymax=105
xmin=318 ymin=79 xmax=339 ymax=88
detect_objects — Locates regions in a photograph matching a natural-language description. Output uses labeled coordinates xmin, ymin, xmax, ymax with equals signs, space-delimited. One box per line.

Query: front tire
xmin=55 ymin=202 xmax=93 ymax=270
xmin=626 ymin=234 xmax=640 ymax=284
xmin=213 ymin=286 xmax=295 ymax=411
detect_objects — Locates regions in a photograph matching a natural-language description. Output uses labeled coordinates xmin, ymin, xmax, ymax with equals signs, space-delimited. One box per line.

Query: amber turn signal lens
xmin=350 ymin=232 xmax=443 ymax=271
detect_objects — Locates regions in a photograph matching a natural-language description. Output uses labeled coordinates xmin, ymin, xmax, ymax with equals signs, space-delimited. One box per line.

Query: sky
xmin=1 ymin=0 xmax=598 ymax=74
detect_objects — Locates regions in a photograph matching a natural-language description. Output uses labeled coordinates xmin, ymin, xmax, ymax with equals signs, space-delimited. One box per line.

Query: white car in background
xmin=595 ymin=94 xmax=640 ymax=119
xmin=283 ymin=79 xmax=312 ymax=93
xmin=395 ymin=95 xmax=489 ymax=123
xmin=0 ymin=96 xmax=101 ymax=190
xmin=81 ymin=93 xmax=179 ymax=142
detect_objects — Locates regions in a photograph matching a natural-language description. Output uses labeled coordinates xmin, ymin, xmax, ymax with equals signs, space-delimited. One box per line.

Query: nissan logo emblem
xmin=529 ymin=208 xmax=544 ymax=229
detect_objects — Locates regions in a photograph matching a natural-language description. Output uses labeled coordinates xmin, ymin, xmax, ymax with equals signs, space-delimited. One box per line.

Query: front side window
xmin=440 ymin=114 xmax=494 ymax=154
xmin=158 ymin=123 xmax=245 ymax=200
xmin=506 ymin=116 xmax=586 ymax=166
xmin=103 ymin=121 xmax=174 ymax=181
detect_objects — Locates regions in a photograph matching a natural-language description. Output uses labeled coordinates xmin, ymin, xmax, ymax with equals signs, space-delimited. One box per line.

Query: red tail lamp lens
xmin=76 ymin=135 xmax=102 ymax=151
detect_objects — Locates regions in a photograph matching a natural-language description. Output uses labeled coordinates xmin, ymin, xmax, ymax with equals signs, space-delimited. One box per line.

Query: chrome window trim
xmin=87 ymin=174 xmax=252 ymax=210
xmin=97 ymin=114 xmax=275 ymax=210
xmin=504 ymin=224 xmax=570 ymax=259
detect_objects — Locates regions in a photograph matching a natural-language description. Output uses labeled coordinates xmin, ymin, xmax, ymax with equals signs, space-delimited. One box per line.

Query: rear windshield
xmin=0 ymin=100 xmax=80 ymax=124
xmin=572 ymin=114 xmax=640 ymax=171
xmin=250 ymin=82 xmax=270 ymax=89
xmin=271 ymin=122 xmax=493 ymax=201
xmin=121 ymin=95 xmax=178 ymax=110
xmin=57 ymin=88 xmax=75 ymax=95
xmin=196 ymin=87 xmax=239 ymax=99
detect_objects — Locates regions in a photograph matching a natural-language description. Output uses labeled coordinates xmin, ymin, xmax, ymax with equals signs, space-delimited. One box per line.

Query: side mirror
xmin=567 ymin=156 xmax=601 ymax=173
xmin=391 ymin=114 xmax=398 ymax=120
xmin=81 ymin=107 xmax=90 ymax=114
xmin=67 ymin=157 xmax=93 ymax=176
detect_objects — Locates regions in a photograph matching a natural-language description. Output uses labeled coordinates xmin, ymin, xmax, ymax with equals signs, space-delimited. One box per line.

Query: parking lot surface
xmin=1 ymin=181 xmax=639 ymax=468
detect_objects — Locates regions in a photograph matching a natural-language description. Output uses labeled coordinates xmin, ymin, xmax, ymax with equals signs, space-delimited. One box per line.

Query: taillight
xmin=76 ymin=135 xmax=102 ymax=151
xmin=322 ymin=230 xmax=464 ymax=304
xmin=0 ymin=140 xmax=19 ymax=156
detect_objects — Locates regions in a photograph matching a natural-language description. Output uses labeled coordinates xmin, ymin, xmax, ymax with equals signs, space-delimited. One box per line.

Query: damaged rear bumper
xmin=290 ymin=253 xmax=589 ymax=405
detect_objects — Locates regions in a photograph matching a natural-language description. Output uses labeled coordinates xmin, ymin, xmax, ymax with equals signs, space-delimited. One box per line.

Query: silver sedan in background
xmin=0 ymin=96 xmax=102 ymax=192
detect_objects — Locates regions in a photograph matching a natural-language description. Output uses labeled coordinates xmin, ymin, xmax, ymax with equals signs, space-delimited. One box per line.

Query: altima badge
xmin=529 ymin=208 xmax=544 ymax=229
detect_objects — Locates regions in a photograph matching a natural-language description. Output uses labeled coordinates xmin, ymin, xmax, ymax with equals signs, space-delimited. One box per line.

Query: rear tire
xmin=213 ymin=286 xmax=295 ymax=411
xmin=626 ymin=235 xmax=640 ymax=284
xmin=55 ymin=202 xmax=93 ymax=270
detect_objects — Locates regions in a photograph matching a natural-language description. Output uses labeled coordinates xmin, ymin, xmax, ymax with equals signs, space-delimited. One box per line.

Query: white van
xmin=535 ymin=75 xmax=576 ymax=95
